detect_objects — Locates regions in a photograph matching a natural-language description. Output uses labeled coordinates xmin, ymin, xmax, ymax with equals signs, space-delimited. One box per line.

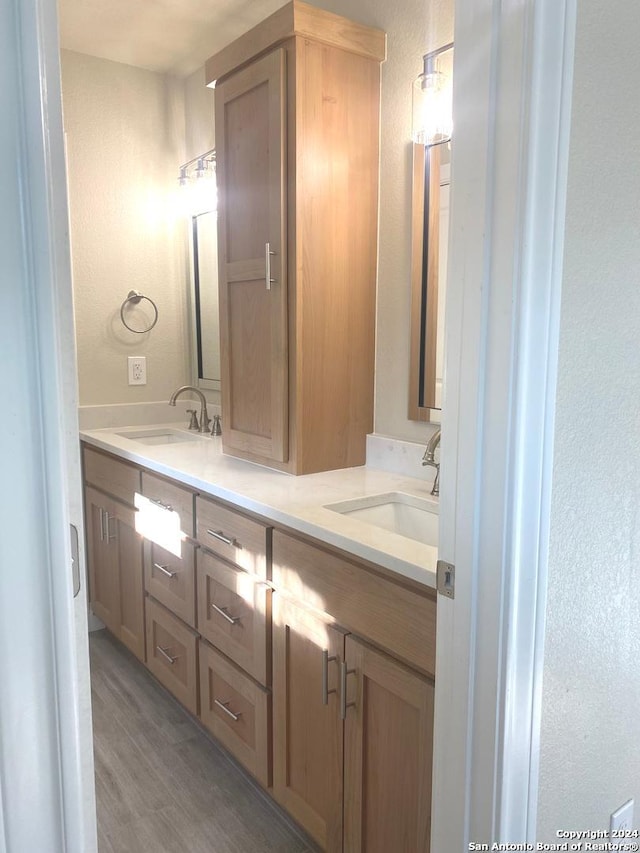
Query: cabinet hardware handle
xmin=265 ymin=242 xmax=277 ymax=291
xmin=150 ymin=497 xmax=173 ymax=512
xmin=206 ymin=529 xmax=237 ymax=547
xmin=156 ymin=646 xmax=178 ymax=665
xmin=340 ymin=660 xmax=357 ymax=720
xmin=214 ymin=699 xmax=242 ymax=722
xmin=154 ymin=563 xmax=177 ymax=579
xmin=99 ymin=507 xmax=106 ymax=542
xmin=322 ymin=650 xmax=337 ymax=705
xmin=106 ymin=513 xmax=116 ymax=542
xmin=211 ymin=602 xmax=241 ymax=625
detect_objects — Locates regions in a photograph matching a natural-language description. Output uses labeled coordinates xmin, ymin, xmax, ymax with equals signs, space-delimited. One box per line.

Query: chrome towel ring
xmin=120 ymin=290 xmax=159 ymax=334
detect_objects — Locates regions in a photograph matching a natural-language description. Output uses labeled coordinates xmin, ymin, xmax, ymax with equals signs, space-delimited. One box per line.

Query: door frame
xmin=0 ymin=0 xmax=96 ymax=850
xmin=433 ymin=0 xmax=576 ymax=846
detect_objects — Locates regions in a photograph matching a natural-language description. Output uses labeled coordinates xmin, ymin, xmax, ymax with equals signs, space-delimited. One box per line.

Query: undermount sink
xmin=325 ymin=492 xmax=439 ymax=547
xmin=115 ymin=428 xmax=205 ymax=446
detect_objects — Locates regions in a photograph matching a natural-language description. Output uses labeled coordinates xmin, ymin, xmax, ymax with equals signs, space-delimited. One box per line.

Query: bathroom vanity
xmin=81 ymin=426 xmax=438 ymax=852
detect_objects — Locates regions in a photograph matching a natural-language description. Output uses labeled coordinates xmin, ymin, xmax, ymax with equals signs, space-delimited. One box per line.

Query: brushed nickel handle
xmin=154 ymin=562 xmax=177 ymax=579
xmin=156 ymin=646 xmax=178 ymax=665
xmin=214 ymin=699 xmax=242 ymax=722
xmin=150 ymin=497 xmax=173 ymax=512
xmin=340 ymin=660 xmax=357 ymax=720
xmin=99 ymin=507 xmax=106 ymax=542
xmin=211 ymin=602 xmax=241 ymax=625
xmin=207 ymin=529 xmax=237 ymax=547
xmin=265 ymin=242 xmax=276 ymax=291
xmin=106 ymin=513 xmax=116 ymax=542
xmin=322 ymin=650 xmax=337 ymax=705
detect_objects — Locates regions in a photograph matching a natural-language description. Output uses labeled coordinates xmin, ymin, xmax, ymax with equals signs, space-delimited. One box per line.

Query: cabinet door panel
xmin=85 ymin=487 xmax=119 ymax=633
xmin=113 ymin=501 xmax=145 ymax=662
xmin=344 ymin=636 xmax=434 ymax=853
xmin=216 ymin=47 xmax=288 ymax=463
xmin=272 ymin=596 xmax=344 ymax=852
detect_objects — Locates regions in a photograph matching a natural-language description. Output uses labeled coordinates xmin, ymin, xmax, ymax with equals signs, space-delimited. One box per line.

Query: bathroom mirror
xmin=191 ymin=209 xmax=221 ymax=392
xmin=408 ymin=142 xmax=450 ymax=421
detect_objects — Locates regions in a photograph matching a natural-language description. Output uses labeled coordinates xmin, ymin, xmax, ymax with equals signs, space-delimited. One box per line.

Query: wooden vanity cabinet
xmin=272 ymin=530 xmax=435 ymax=852
xmin=84 ymin=450 xmax=145 ymax=662
xmin=208 ymin=1 xmax=386 ymax=474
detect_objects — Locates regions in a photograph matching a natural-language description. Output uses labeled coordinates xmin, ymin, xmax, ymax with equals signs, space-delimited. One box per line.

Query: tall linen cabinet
xmin=207 ymin=1 xmax=386 ymax=474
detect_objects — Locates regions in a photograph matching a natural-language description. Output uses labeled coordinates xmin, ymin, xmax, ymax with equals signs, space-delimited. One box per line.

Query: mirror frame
xmin=409 ymin=142 xmax=442 ymax=421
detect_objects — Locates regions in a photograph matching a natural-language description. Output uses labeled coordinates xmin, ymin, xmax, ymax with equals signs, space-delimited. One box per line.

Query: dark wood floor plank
xmin=90 ymin=630 xmax=316 ymax=853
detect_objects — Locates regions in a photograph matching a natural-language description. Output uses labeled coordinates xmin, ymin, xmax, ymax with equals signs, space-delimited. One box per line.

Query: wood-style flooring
xmin=90 ymin=630 xmax=316 ymax=853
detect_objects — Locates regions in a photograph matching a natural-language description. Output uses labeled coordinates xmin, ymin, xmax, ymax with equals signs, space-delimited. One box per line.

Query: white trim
xmin=432 ymin=0 xmax=576 ymax=847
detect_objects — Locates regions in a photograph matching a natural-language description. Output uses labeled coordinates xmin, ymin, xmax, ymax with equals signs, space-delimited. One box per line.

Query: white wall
xmin=61 ymin=51 xmax=191 ymax=406
xmin=537 ymin=0 xmax=640 ymax=836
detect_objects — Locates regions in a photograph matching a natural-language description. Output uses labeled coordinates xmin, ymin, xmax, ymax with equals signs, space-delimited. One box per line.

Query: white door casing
xmin=433 ymin=0 xmax=576 ymax=848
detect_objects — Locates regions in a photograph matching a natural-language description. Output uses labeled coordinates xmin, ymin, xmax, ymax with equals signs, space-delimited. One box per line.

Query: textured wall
xmin=537 ymin=0 xmax=640 ymax=836
xmin=62 ymin=51 xmax=191 ymax=405
xmin=307 ymin=0 xmax=454 ymax=441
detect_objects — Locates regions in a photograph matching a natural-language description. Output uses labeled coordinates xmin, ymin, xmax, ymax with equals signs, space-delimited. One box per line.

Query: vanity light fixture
xmin=412 ymin=43 xmax=454 ymax=147
xmin=176 ymin=148 xmax=216 ymax=185
xmin=177 ymin=148 xmax=217 ymax=215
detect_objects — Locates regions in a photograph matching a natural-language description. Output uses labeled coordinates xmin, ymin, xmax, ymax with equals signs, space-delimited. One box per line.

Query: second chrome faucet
xmin=169 ymin=385 xmax=211 ymax=434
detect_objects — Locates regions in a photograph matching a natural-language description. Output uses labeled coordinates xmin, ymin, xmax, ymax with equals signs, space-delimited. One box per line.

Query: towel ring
xmin=120 ymin=290 xmax=158 ymax=334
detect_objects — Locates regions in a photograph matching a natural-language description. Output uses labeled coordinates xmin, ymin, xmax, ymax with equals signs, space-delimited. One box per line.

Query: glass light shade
xmin=412 ymin=69 xmax=453 ymax=146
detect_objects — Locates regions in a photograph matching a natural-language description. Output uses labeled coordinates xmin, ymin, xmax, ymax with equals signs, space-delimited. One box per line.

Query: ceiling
xmin=57 ymin=0 xmax=288 ymax=77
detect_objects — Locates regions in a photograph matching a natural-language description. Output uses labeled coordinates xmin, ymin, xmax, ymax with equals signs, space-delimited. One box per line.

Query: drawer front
xmin=145 ymin=596 xmax=199 ymax=715
xmin=199 ymin=640 xmax=271 ymax=788
xmin=145 ymin=541 xmax=196 ymax=629
xmin=196 ymin=496 xmax=269 ymax=578
xmin=83 ymin=446 xmax=140 ymax=505
xmin=141 ymin=471 xmax=195 ymax=539
xmin=197 ymin=550 xmax=270 ymax=686
xmin=272 ymin=531 xmax=437 ymax=677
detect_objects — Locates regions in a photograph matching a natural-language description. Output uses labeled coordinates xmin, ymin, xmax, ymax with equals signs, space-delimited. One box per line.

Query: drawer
xmin=272 ymin=531 xmax=437 ymax=677
xmin=199 ymin=640 xmax=271 ymax=788
xmin=196 ymin=496 xmax=269 ymax=579
xmin=83 ymin=446 xmax=140 ymax=505
xmin=145 ymin=596 xmax=199 ymax=715
xmin=145 ymin=541 xmax=196 ymax=628
xmin=197 ymin=550 xmax=271 ymax=686
xmin=141 ymin=471 xmax=194 ymax=539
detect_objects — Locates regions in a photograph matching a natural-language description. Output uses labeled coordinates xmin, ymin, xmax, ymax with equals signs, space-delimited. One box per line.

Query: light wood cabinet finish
xmin=199 ymin=639 xmax=271 ymax=788
xmin=272 ymin=530 xmax=437 ymax=677
xmin=196 ymin=495 xmax=270 ymax=579
xmin=209 ymin=4 xmax=383 ymax=475
xmin=343 ymin=636 xmax=434 ymax=853
xmin=144 ymin=540 xmax=196 ymax=629
xmin=86 ymin=485 xmax=145 ymax=662
xmin=84 ymin=446 xmax=140 ymax=505
xmin=197 ymin=550 xmax=270 ymax=686
xmin=216 ymin=47 xmax=288 ymax=464
xmin=272 ymin=596 xmax=344 ymax=851
xmin=145 ymin=596 xmax=199 ymax=716
xmin=141 ymin=471 xmax=195 ymax=539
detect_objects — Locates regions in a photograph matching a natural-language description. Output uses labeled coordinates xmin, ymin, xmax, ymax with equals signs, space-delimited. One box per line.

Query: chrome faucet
xmin=422 ymin=428 xmax=441 ymax=496
xmin=169 ymin=385 xmax=211 ymax=434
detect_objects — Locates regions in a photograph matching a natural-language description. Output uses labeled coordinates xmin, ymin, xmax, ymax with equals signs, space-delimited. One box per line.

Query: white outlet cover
xmin=128 ymin=356 xmax=147 ymax=385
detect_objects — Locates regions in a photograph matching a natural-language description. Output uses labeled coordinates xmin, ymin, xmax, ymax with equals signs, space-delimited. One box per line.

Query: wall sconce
xmin=412 ymin=43 xmax=454 ymax=147
xmin=177 ymin=148 xmax=216 ymax=215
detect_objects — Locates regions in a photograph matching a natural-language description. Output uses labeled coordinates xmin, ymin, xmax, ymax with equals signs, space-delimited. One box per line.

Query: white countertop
xmin=80 ymin=424 xmax=438 ymax=589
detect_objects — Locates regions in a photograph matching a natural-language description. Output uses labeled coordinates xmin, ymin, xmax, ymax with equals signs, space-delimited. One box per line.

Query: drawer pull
xmin=157 ymin=645 xmax=178 ymax=665
xmin=154 ymin=562 xmax=177 ymax=579
xmin=150 ymin=497 xmax=173 ymax=512
xmin=214 ymin=699 xmax=242 ymax=722
xmin=340 ymin=660 xmax=357 ymax=720
xmin=211 ymin=602 xmax=242 ymax=625
xmin=206 ymin=529 xmax=238 ymax=547
xmin=322 ymin=650 xmax=337 ymax=705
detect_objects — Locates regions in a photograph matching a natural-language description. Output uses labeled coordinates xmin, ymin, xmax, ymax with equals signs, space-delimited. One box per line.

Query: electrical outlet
xmin=128 ymin=356 xmax=146 ymax=385
xmin=610 ymin=799 xmax=634 ymax=833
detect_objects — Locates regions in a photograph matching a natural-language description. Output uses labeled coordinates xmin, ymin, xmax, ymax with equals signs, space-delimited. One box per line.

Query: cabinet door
xmin=272 ymin=596 xmax=344 ymax=852
xmin=85 ymin=486 xmax=119 ymax=634
xmin=343 ymin=636 xmax=434 ymax=853
xmin=215 ymin=47 xmax=288 ymax=463
xmin=112 ymin=500 xmax=145 ymax=662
